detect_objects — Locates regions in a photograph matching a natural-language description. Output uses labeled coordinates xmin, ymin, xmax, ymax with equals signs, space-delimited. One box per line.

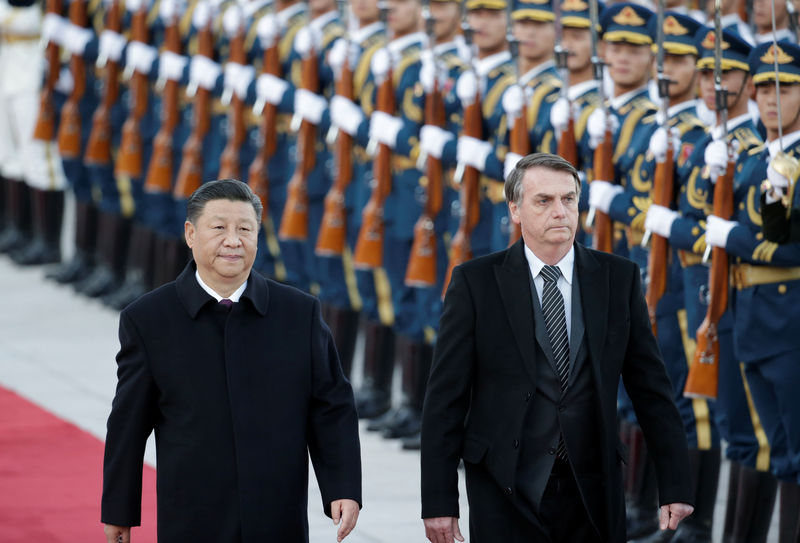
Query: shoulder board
xmin=748 ymin=142 xmax=767 ymax=156
xmin=441 ymin=49 xmax=467 ymax=71
xmin=732 ymin=125 xmax=763 ymax=152
xmin=488 ymin=62 xmax=514 ymax=80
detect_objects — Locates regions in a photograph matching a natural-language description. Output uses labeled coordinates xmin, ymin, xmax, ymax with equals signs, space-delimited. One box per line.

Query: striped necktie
xmin=540 ymin=264 xmax=570 ymax=460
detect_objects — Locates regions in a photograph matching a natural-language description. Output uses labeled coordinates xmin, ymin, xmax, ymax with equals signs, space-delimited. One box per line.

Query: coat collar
xmin=176 ymin=261 xmax=269 ymax=319
xmin=494 ymin=240 xmax=607 ymax=384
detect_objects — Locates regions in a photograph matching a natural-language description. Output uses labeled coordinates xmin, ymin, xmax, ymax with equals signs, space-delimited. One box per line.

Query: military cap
xmin=466 ymin=0 xmax=508 ymax=10
xmin=695 ymin=27 xmax=752 ymax=72
xmin=560 ymin=0 xmax=604 ymax=29
xmin=749 ymin=40 xmax=800 ymax=85
xmin=647 ymin=11 xmax=703 ymax=56
xmin=512 ymin=0 xmax=554 ymax=21
xmin=600 ymin=3 xmax=655 ymax=45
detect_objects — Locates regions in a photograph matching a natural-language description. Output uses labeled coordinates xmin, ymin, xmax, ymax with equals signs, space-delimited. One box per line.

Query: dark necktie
xmin=540 ymin=264 xmax=570 ymax=460
xmin=219 ymin=298 xmax=233 ymax=310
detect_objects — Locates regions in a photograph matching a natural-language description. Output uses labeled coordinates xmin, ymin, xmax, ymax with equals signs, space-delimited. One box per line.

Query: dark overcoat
xmin=101 ymin=262 xmax=362 ymax=542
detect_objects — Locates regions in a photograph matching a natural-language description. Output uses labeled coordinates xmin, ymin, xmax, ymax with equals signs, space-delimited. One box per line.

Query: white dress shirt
xmin=196 ymin=271 xmax=247 ymax=302
xmin=523 ymin=245 xmax=575 ymax=342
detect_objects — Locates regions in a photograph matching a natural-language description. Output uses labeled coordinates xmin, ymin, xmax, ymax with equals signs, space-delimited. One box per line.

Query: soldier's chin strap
xmin=725 ymin=72 xmax=750 ymax=114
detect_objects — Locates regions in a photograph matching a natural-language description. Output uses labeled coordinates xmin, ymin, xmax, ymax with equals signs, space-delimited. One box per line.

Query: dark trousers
xmin=465 ymin=459 xmax=603 ymax=543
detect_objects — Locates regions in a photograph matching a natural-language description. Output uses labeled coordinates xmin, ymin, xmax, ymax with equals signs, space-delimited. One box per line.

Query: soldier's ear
xmin=185 ymin=220 xmax=196 ymax=248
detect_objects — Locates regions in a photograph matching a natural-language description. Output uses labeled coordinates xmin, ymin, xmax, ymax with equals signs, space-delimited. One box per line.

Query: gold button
xmin=779 ymin=284 xmax=787 ymax=294
xmin=692 ymin=226 xmax=699 ymax=236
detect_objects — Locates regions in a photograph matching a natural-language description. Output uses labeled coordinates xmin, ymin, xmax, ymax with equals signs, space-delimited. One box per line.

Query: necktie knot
xmin=540 ymin=265 xmax=561 ymax=283
xmin=219 ymin=298 xmax=233 ymax=309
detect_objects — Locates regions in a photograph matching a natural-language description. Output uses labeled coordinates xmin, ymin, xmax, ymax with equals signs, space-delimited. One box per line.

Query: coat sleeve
xmin=420 ymin=265 xmax=477 ymax=519
xmin=307 ymin=299 xmax=362 ymax=517
xmin=101 ymin=311 xmax=158 ymax=527
xmin=621 ymin=263 xmax=693 ymax=507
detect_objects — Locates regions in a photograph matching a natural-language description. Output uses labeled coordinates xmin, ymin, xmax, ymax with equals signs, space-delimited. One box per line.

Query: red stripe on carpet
xmin=0 ymin=385 xmax=157 ymax=542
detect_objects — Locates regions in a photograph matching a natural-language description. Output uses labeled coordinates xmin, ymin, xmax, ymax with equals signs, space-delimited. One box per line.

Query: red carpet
xmin=0 ymin=386 xmax=157 ymax=541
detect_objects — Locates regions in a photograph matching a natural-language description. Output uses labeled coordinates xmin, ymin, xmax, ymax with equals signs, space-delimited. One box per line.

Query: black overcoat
xmin=101 ymin=262 xmax=362 ymax=542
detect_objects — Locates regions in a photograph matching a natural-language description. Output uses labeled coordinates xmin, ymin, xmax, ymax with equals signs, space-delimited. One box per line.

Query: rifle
xmin=506 ymin=8 xmax=527 ymax=247
xmin=116 ymin=4 xmax=150 ymax=178
xmin=33 ymin=0 xmax=63 ymax=142
xmin=405 ymin=2 xmax=444 ymax=285
xmin=278 ymin=27 xmax=320 ymax=240
xmin=554 ymin=0 xmax=577 ymax=167
xmin=145 ymin=6 xmax=183 ymax=193
xmin=585 ymin=0 xmax=614 ymax=253
xmin=442 ymin=22 xmax=481 ymax=294
xmin=317 ymin=0 xmax=354 ymax=256
xmin=57 ymin=0 xmax=89 ymax=159
xmin=353 ymin=4 xmax=393 ymax=269
xmin=248 ymin=13 xmax=281 ymax=221
xmin=643 ymin=0 xmax=672 ymax=335
xmin=218 ymin=6 xmax=247 ymax=179
xmin=684 ymin=0 xmax=730 ymax=400
xmin=173 ymin=17 xmax=215 ymax=200
xmin=85 ymin=0 xmax=123 ymax=165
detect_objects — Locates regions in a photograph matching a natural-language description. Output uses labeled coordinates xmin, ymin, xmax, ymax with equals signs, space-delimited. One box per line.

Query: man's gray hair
xmin=504 ymin=153 xmax=582 ymax=204
xmin=186 ymin=179 xmax=263 ymax=224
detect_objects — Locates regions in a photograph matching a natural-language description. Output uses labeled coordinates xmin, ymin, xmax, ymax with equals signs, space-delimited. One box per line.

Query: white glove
xmin=369 ymin=111 xmax=403 ymax=148
xmin=705 ymin=215 xmax=737 ymax=248
xmin=649 ymin=126 xmax=682 ymax=163
xmin=295 ymin=26 xmax=318 ymax=58
xmin=550 ymin=97 xmax=570 ymax=135
xmin=504 ymin=152 xmax=523 ymax=181
xmin=588 ymin=180 xmax=623 ymax=213
xmin=126 ymin=41 xmax=158 ymax=74
xmin=765 ymin=162 xmax=790 ymax=204
xmin=64 ymin=23 xmax=94 ymax=55
xmin=55 ymin=66 xmax=74 ymax=94
xmin=192 ymin=0 xmax=213 ymax=29
xmin=99 ymin=30 xmax=127 ymax=63
xmin=256 ymin=73 xmax=288 ymax=106
xmin=42 ymin=13 xmax=66 ymax=45
xmin=158 ymin=51 xmax=188 ymax=82
xmin=189 ymin=54 xmax=222 ymax=90
xmin=586 ymin=108 xmax=619 ymax=149
xmin=160 ymin=0 xmax=185 ymax=22
xmin=645 ymin=204 xmax=678 ymax=238
xmin=126 ymin=0 xmax=147 ymax=13
xmin=456 ymin=70 xmax=478 ymax=105
xmin=223 ymin=62 xmax=255 ymax=99
xmin=256 ymin=14 xmax=278 ymax=48
xmin=329 ymin=95 xmax=364 ymax=136
xmin=704 ymin=139 xmax=738 ymax=181
xmin=328 ymin=38 xmax=348 ymax=76
xmin=294 ymin=89 xmax=328 ymax=125
xmin=419 ymin=124 xmax=454 ymax=160
xmin=419 ymin=49 xmax=439 ymax=94
xmin=457 ymin=136 xmax=493 ymax=172
xmin=502 ymin=84 xmax=525 ymax=119
xmin=371 ymin=47 xmax=391 ymax=83
xmin=222 ymin=4 xmax=243 ymax=37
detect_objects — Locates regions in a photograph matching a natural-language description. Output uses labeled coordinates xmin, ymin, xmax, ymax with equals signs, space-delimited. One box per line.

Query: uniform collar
xmin=711 ymin=112 xmax=751 ymax=139
xmin=309 ymin=9 xmax=338 ymax=32
xmin=276 ymin=2 xmax=305 ymax=28
xmin=610 ymin=85 xmax=648 ymax=110
xmin=668 ymin=99 xmax=697 ymax=118
xmin=177 ymin=261 xmax=269 ymax=318
xmin=195 ymin=270 xmax=247 ymax=302
xmin=474 ymin=50 xmax=512 ymax=77
xmin=567 ymin=79 xmax=598 ymax=101
xmin=350 ymin=21 xmax=383 ymax=44
xmin=768 ymin=129 xmax=800 ymax=157
xmin=387 ymin=31 xmax=426 ymax=56
xmin=755 ymin=28 xmax=794 ymax=43
xmin=523 ymin=244 xmax=575 ymax=286
xmin=519 ymin=60 xmax=556 ymax=86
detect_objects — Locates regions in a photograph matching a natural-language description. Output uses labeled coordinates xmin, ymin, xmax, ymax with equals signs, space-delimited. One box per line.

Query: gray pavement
xmin=0 ymin=255 xmax=778 ymax=542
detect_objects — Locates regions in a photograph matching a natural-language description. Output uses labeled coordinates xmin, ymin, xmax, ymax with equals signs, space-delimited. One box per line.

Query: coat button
xmin=504 ymin=487 xmax=513 ymax=495
xmin=525 ymin=392 xmax=532 ymax=401
xmin=513 ymin=439 xmax=519 ymax=449
xmin=548 ymin=447 xmax=556 ymax=455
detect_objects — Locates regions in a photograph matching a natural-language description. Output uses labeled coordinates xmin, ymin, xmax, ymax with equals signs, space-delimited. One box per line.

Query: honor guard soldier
xmin=717 ymin=0 xmax=756 ymax=45
xmin=0 ymin=0 xmax=68 ymax=265
xmin=633 ymin=12 xmax=722 ymax=543
xmin=661 ymin=26 xmax=775 ymax=542
xmin=705 ymin=39 xmax=800 ymax=542
xmin=328 ymin=0 xmax=395 ymax=421
xmin=753 ymin=0 xmax=798 ymax=44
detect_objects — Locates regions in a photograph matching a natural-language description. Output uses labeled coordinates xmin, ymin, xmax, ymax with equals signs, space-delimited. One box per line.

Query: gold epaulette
xmin=732 ymin=126 xmax=763 ymax=152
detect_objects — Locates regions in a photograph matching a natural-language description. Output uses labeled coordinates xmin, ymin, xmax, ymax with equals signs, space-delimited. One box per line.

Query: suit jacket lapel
xmin=494 ymin=240 xmax=539 ymax=385
xmin=575 ymin=244 xmax=607 ymax=381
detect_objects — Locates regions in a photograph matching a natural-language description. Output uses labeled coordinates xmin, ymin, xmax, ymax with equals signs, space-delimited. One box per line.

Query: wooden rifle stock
xmin=145 ymin=15 xmax=182 ymax=193
xmin=33 ymin=0 xmax=63 ymax=142
xmin=116 ymin=8 xmax=150 ymax=178
xmin=173 ymin=23 xmax=214 ymax=199
xmin=442 ymin=90 xmax=482 ymax=295
xmin=57 ymin=0 xmax=88 ymax=159
xmin=85 ymin=0 xmax=122 ymax=165
xmin=684 ymin=158 xmax=734 ymax=400
xmin=591 ymin=126 xmax=614 ymax=253
xmin=558 ymin=115 xmax=578 ymax=167
xmin=316 ymin=54 xmax=355 ymax=256
xmin=506 ymin=98 xmax=529 ymax=248
xmin=353 ymin=66 xmax=395 ymax=269
xmin=278 ymin=46 xmax=320 ymax=240
xmin=405 ymin=77 xmax=445 ymax=286
xmin=247 ymin=35 xmax=281 ymax=221
xmin=644 ymin=145 xmax=674 ymax=334
xmin=218 ymin=26 xmax=247 ymax=179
